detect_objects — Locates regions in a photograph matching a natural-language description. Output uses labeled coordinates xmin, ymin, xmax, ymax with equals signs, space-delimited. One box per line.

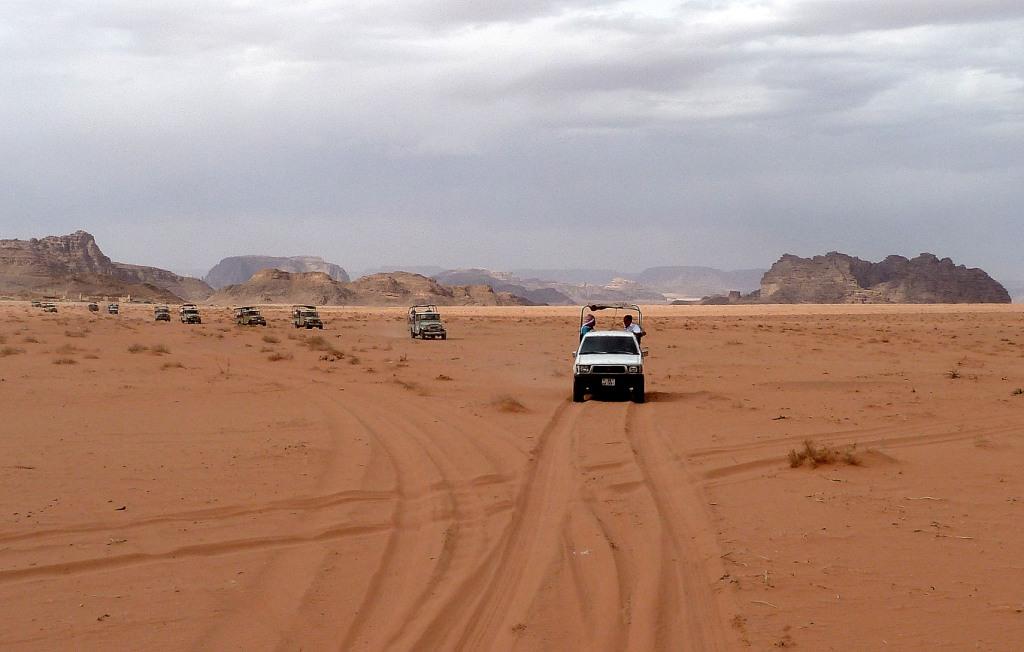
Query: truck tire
xmin=441 ymin=334 xmax=447 ymax=340
xmin=632 ymin=378 xmax=645 ymax=404
xmin=572 ymin=378 xmax=585 ymax=403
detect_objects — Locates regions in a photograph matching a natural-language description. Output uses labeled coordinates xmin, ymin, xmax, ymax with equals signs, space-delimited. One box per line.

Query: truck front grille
xmin=592 ymin=365 xmax=626 ymax=374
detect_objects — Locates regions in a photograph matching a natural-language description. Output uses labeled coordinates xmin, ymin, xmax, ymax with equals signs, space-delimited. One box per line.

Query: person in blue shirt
xmin=580 ymin=313 xmax=596 ymax=341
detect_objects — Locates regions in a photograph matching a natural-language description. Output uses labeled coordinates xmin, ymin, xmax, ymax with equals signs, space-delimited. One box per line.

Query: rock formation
xmin=209 ymin=270 xmax=534 ymax=306
xmin=758 ymin=252 xmax=1010 ymax=304
xmin=0 ymin=231 xmax=211 ymax=301
xmin=205 ymin=256 xmax=349 ymax=289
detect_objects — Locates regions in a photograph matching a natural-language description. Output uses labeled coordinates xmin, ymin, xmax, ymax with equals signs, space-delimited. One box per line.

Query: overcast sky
xmin=2 ymin=0 xmax=1022 ymax=280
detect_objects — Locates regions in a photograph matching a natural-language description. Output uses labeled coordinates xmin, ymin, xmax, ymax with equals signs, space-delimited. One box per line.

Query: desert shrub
xmin=128 ymin=344 xmax=149 ymax=353
xmin=1013 ymin=388 xmax=1023 ymax=396
xmin=262 ymin=334 xmax=280 ymax=344
xmin=267 ymin=351 xmax=293 ymax=362
xmin=494 ymin=395 xmax=528 ymax=413
xmin=161 ymin=361 xmax=185 ymax=370
xmin=947 ymin=369 xmax=961 ymax=379
xmin=53 ymin=357 xmax=77 ymax=365
xmin=0 ymin=346 xmax=25 ymax=357
xmin=55 ymin=344 xmax=81 ymax=354
xmin=83 ymin=353 xmax=100 ymax=360
xmin=788 ymin=440 xmax=861 ymax=468
xmin=436 ymin=374 xmax=453 ymax=381
xmin=23 ymin=335 xmax=39 ymax=344
xmin=64 ymin=329 xmax=88 ymax=338
xmin=151 ymin=344 xmax=171 ymax=355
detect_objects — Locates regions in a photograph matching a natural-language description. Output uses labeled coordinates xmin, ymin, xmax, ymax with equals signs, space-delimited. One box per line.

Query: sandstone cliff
xmin=759 ymin=252 xmax=1010 ymax=304
xmin=205 ymin=256 xmax=349 ymax=289
xmin=0 ymin=231 xmax=211 ymax=301
xmin=209 ymin=270 xmax=533 ymax=306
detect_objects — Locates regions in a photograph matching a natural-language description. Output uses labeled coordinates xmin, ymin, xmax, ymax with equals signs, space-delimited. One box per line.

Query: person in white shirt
xmin=623 ymin=314 xmax=645 ymax=345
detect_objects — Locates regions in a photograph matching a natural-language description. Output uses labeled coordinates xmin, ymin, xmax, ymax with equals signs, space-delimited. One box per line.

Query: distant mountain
xmin=433 ymin=269 xmax=574 ymax=305
xmin=510 ymin=268 xmax=625 ymax=285
xmin=209 ymin=270 xmax=533 ymax=306
xmin=205 ymin=256 xmax=349 ymax=289
xmin=360 ymin=265 xmax=446 ymax=278
xmin=0 ymin=231 xmax=211 ymax=301
xmin=633 ymin=266 xmax=763 ymax=297
xmin=757 ymin=252 xmax=1010 ymax=303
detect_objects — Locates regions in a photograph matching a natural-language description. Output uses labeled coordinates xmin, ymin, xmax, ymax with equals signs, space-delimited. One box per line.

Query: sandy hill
xmin=205 ymin=255 xmax=349 ymax=289
xmin=0 ymin=231 xmax=211 ymax=301
xmin=757 ymin=252 xmax=1010 ymax=303
xmin=209 ymin=270 xmax=534 ymax=306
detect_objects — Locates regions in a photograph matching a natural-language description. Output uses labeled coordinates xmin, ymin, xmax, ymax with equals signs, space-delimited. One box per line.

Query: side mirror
xmin=642 ymin=348 xmax=649 ymax=357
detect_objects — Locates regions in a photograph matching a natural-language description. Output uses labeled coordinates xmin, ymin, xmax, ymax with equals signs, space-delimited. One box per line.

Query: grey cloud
xmin=1 ymin=1 xmax=1022 ymax=282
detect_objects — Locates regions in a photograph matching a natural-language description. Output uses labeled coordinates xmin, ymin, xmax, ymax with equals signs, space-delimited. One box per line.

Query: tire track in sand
xmin=624 ymin=403 xmax=741 ymax=651
xmin=455 ymin=400 xmax=579 ymax=650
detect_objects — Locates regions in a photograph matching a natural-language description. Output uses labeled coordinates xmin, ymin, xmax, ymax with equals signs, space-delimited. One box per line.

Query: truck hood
xmin=575 ymin=353 xmax=642 ymax=366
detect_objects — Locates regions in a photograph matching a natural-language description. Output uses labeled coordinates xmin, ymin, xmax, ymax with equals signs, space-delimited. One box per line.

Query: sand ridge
xmin=1 ymin=302 xmax=1023 ymax=649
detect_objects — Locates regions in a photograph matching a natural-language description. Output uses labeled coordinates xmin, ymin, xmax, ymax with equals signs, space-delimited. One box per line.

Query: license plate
xmin=601 ymin=378 xmax=616 ymax=387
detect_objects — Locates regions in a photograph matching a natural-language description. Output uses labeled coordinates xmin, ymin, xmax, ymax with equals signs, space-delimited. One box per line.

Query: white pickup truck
xmin=572 ymin=304 xmax=645 ymax=403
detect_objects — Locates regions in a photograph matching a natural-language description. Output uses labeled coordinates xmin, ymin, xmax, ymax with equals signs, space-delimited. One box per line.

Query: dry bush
xmin=304 ymin=335 xmax=345 ymax=359
xmin=55 ymin=343 xmax=81 ymax=354
xmin=83 ymin=353 xmax=100 ymax=360
xmin=0 ymin=335 xmax=5 ymax=345
xmin=1013 ymin=388 xmax=1024 ymax=396
xmin=436 ymin=374 xmax=453 ymax=381
xmin=161 ymin=361 xmax=185 ymax=370
xmin=151 ymin=344 xmax=171 ymax=355
xmin=394 ymin=378 xmax=420 ymax=392
xmin=348 ymin=355 xmax=361 ymax=365
xmin=53 ymin=357 xmax=78 ymax=365
xmin=267 ymin=351 xmax=293 ymax=362
xmin=494 ymin=395 xmax=528 ymax=413
xmin=262 ymin=334 xmax=280 ymax=344
xmin=946 ymin=369 xmax=961 ymax=379
xmin=128 ymin=343 xmax=149 ymax=353
xmin=788 ymin=440 xmax=861 ymax=468
xmin=0 ymin=346 xmax=25 ymax=357
xmin=23 ymin=335 xmax=39 ymax=344
xmin=64 ymin=329 xmax=88 ymax=338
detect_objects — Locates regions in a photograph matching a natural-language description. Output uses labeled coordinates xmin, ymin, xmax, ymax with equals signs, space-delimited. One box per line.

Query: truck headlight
xmin=628 ymin=365 xmax=640 ymax=373
xmin=575 ymin=365 xmax=591 ymax=374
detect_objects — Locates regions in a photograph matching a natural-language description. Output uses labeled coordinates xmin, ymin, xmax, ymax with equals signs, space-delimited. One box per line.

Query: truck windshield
xmin=579 ymin=337 xmax=639 ymax=355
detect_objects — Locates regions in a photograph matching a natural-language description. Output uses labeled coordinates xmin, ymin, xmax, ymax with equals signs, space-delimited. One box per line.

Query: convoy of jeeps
xmin=27 ymin=299 xmax=652 ymax=404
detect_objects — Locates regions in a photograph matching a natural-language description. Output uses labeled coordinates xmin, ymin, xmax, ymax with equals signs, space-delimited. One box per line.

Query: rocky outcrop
xmin=209 ymin=269 xmax=354 ymax=305
xmin=348 ymin=272 xmax=533 ymax=306
xmin=113 ymin=264 xmax=213 ymax=301
xmin=205 ymin=256 xmax=349 ymax=289
xmin=0 ymin=231 xmax=210 ymax=301
xmin=209 ymin=270 xmax=534 ymax=306
xmin=759 ymin=252 xmax=1010 ymax=304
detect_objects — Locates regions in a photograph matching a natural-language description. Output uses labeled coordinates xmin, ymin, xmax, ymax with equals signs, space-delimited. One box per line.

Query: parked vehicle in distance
xmin=41 ymin=302 xmax=58 ymax=313
xmin=234 ymin=306 xmax=266 ymax=326
xmin=408 ymin=305 xmax=446 ymax=339
xmin=154 ymin=305 xmax=171 ymax=322
xmin=292 ymin=305 xmax=324 ymax=329
xmin=572 ymin=303 xmax=646 ymax=403
xmin=180 ymin=305 xmax=202 ymax=324
xmin=31 ymin=300 xmax=41 ymax=307
xmin=87 ymin=302 xmax=99 ymax=312
xmin=108 ymin=303 xmax=119 ymax=315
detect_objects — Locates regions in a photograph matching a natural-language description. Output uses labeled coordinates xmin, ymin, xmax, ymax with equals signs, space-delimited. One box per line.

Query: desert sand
xmin=1 ymin=302 xmax=1023 ymax=650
